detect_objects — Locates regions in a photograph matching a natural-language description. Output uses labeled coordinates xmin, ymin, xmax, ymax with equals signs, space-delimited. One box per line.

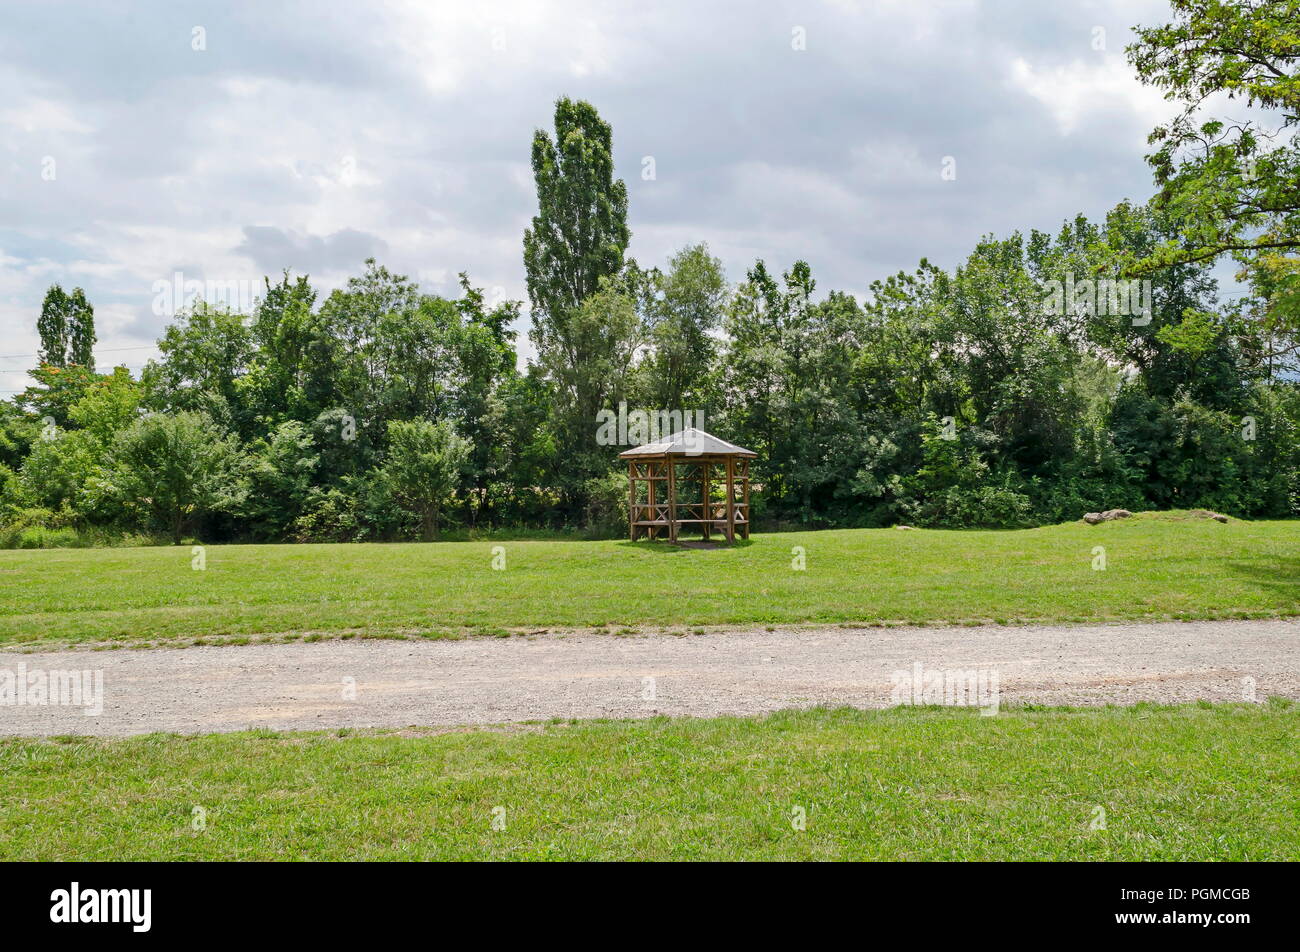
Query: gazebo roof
xmin=618 ymin=427 xmax=757 ymax=459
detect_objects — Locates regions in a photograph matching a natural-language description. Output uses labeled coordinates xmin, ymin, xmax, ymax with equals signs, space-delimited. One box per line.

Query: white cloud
xmin=1 ymin=98 xmax=94 ymax=136
xmin=0 ymin=0 xmax=1188 ymax=367
xmin=1006 ymin=55 xmax=1169 ymax=138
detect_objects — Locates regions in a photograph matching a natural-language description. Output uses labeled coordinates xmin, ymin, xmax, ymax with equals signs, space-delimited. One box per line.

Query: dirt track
xmin=1 ymin=618 xmax=1297 ymax=736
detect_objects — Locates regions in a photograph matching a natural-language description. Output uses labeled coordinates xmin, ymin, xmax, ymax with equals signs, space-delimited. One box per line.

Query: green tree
xmin=1086 ymin=200 xmax=1229 ymax=404
xmin=721 ymin=259 xmax=880 ymax=524
xmin=446 ymin=275 xmax=521 ymax=527
xmin=242 ymin=273 xmax=328 ymax=427
xmin=16 ymin=429 xmax=103 ymax=515
xmin=721 ymin=260 xmax=787 ymax=498
xmin=10 ymin=370 xmax=141 ymax=525
xmin=538 ymin=278 xmax=643 ymax=492
xmin=67 ymin=367 xmax=142 ymax=445
xmin=1127 ymin=0 xmax=1300 ymax=273
xmin=371 ymin=295 xmax=459 ymax=425
xmin=640 ymin=244 xmax=728 ymax=411
xmin=244 ymin=421 xmax=319 ymax=540
xmin=523 ymin=97 xmax=629 ymax=326
xmin=19 ymin=363 xmax=104 ymax=428
xmin=1228 ymin=252 xmax=1300 ymax=381
xmin=141 ymin=303 xmax=254 ymax=435
xmin=37 ymin=285 xmax=95 ymax=369
xmin=67 ymin=288 xmax=96 ymax=368
xmin=37 ymin=285 xmax=69 ymax=368
xmin=381 ymin=419 xmax=470 ymax=540
xmin=317 ymin=259 xmax=422 ymax=437
xmin=107 ymin=412 xmax=247 ymax=543
xmin=0 ymin=399 xmax=38 ymax=471
xmin=523 ymin=98 xmax=632 ymax=507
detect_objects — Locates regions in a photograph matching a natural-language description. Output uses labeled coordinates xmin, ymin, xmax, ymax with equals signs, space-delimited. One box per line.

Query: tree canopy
xmin=2 ymin=69 xmax=1298 ymax=547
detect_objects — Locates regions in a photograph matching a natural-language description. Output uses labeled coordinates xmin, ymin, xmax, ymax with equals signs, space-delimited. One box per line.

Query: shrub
xmin=104 ymin=411 xmax=247 ymax=543
xmin=381 ymin=419 xmax=470 ymax=540
xmin=582 ymin=471 xmax=628 ymax=537
xmin=291 ymin=487 xmax=363 ymax=544
xmin=901 ymin=484 xmax=1036 ymax=529
xmin=1 ymin=525 xmax=82 ymax=549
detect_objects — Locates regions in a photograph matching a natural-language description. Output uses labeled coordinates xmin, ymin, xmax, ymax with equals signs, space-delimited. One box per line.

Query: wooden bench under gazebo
xmin=619 ymin=428 xmax=756 ymax=542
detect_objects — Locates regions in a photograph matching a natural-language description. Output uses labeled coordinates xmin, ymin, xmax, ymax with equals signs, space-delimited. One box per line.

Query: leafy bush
xmin=901 ymin=484 xmax=1036 ymax=529
xmin=381 ymin=419 xmax=470 ymax=540
xmin=891 ymin=419 xmax=1036 ymax=528
xmin=103 ymin=411 xmax=247 ymax=543
xmin=582 ymin=471 xmax=628 ymax=537
xmin=16 ymin=429 xmax=103 ymax=512
xmin=291 ymin=487 xmax=363 ymax=544
xmin=243 ymin=421 xmax=319 ymax=540
xmin=1 ymin=525 xmax=83 ymax=549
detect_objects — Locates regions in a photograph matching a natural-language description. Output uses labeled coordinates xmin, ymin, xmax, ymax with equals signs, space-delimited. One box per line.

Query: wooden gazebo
xmin=619 ymin=428 xmax=756 ymax=542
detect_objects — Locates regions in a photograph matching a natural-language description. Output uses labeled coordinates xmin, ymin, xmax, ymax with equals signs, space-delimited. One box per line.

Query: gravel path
xmin=2 ymin=618 xmax=1297 ymax=736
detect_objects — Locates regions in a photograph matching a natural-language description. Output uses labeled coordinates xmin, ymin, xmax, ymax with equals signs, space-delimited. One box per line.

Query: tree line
xmin=1 ymin=0 xmax=1297 ymax=547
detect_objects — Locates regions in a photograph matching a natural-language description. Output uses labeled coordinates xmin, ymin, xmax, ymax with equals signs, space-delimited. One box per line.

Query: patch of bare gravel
xmin=1 ymin=618 xmax=1297 ymax=736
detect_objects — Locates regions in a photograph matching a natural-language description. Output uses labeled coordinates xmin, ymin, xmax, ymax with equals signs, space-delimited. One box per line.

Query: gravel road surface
xmin=2 ymin=619 xmax=1297 ymax=736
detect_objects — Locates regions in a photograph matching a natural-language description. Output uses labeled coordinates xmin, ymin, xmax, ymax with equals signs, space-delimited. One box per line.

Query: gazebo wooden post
xmin=725 ymin=456 xmax=735 ymax=542
xmin=647 ymin=464 xmax=657 ymax=541
xmin=702 ymin=460 xmax=711 ymax=541
xmin=742 ymin=458 xmax=751 ymax=539
xmin=627 ymin=460 xmax=636 ymax=540
xmin=667 ymin=459 xmax=678 ymax=543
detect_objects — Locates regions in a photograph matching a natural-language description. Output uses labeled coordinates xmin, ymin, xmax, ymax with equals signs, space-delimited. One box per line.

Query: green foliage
xmin=1125 ymin=0 xmax=1300 ymax=354
xmin=523 ymin=97 xmax=630 ymax=324
xmin=4 ymin=80 xmax=1298 ymax=543
xmin=20 ymin=363 xmax=104 ymax=428
xmin=36 ymin=285 xmax=69 ymax=368
xmin=1 ymin=524 xmax=82 ymax=549
xmin=0 ymin=402 xmax=38 ymax=471
xmin=536 ymin=279 xmax=643 ymax=488
xmin=582 ymin=470 xmax=629 ymax=537
xmin=67 ymin=367 xmax=142 ymax=444
xmin=242 ymin=272 xmax=325 ymax=426
xmin=381 ymin=419 xmax=470 ymax=540
xmin=16 ymin=428 xmax=103 ymax=514
xmin=894 ymin=420 xmax=1034 ymax=529
xmin=1227 ymin=252 xmax=1300 ymax=380
xmin=104 ymin=412 xmax=247 ymax=543
xmin=243 ymin=421 xmax=319 ymax=540
xmin=140 ymin=302 xmax=255 ymax=434
xmin=291 ymin=486 xmax=364 ymax=544
xmin=636 ymin=243 xmax=728 ymax=410
xmin=37 ymin=284 xmax=95 ymax=368
xmin=523 ymin=98 xmax=634 ymax=510
xmin=1156 ymin=309 xmax=1223 ymax=364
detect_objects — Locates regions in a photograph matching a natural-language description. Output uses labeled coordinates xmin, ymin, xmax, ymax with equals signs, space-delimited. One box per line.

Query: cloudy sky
xmin=0 ymin=0 xmax=1178 ymax=394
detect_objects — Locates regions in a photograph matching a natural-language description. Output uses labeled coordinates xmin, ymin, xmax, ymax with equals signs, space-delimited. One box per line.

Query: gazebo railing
xmin=631 ymin=504 xmax=747 ymax=522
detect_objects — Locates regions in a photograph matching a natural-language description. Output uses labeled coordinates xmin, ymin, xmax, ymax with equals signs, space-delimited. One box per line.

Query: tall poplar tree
xmin=37 ymin=284 xmax=96 ymax=368
xmin=37 ymin=285 xmax=70 ymax=367
xmin=523 ymin=97 xmax=630 ymax=327
xmin=67 ymin=287 xmax=96 ymax=368
xmin=522 ymin=98 xmax=633 ymax=500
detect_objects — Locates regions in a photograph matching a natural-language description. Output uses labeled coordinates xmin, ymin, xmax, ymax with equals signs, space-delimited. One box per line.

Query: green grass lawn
xmin=1 ymin=703 xmax=1294 ymax=860
xmin=1 ymin=513 xmax=1297 ymax=645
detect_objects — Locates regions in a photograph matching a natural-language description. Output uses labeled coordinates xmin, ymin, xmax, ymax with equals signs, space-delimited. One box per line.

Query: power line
xmin=0 ymin=344 xmax=159 ymax=362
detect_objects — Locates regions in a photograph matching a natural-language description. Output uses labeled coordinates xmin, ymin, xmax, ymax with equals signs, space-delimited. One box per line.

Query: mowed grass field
xmin=1 ymin=704 xmax=1295 ymax=861
xmin=1 ymin=514 xmax=1297 ymax=645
